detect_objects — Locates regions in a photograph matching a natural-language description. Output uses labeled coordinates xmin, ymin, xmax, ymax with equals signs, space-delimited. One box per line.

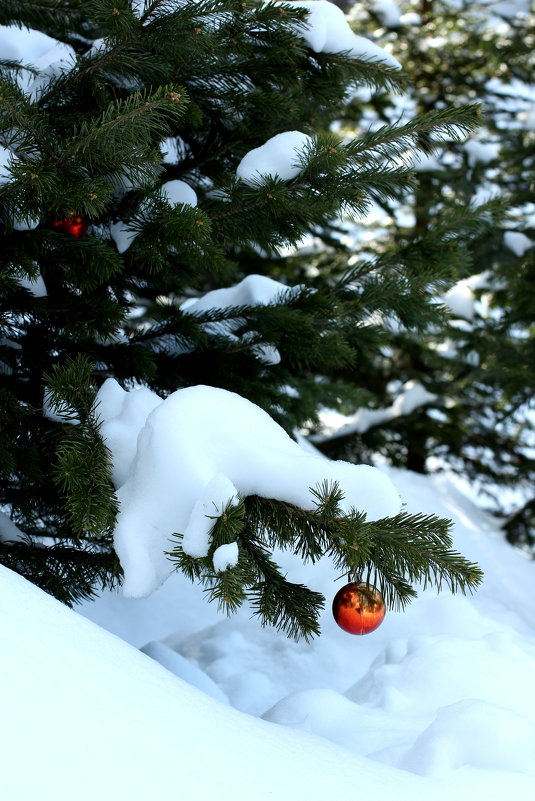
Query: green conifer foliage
xmin=0 ymin=0 xmax=482 ymax=636
xmin=307 ymin=0 xmax=535 ymax=550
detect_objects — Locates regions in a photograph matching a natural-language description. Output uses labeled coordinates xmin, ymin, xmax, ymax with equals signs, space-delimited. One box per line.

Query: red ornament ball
xmin=332 ymin=581 xmax=386 ymax=635
xmin=51 ymin=211 xmax=88 ymax=239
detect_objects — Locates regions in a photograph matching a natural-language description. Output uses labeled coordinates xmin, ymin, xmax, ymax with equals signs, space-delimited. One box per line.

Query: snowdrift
xmin=2 ymin=468 xmax=535 ymax=800
xmin=1 ymin=562 xmax=445 ymax=801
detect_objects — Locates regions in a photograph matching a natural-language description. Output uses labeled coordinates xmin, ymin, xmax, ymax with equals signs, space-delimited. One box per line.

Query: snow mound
xmin=76 ymin=464 xmax=535 ymax=798
xmin=97 ymin=380 xmax=401 ymax=597
xmin=346 ymin=631 xmax=535 ymax=722
xmin=2 ymin=563 xmax=448 ymax=801
xmin=401 ymin=699 xmax=535 ymax=775
xmin=140 ymin=639 xmax=229 ymax=704
xmin=236 ymin=131 xmax=312 ymax=186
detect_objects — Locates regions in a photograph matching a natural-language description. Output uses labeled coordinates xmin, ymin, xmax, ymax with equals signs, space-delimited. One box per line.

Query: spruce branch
xmin=0 ymin=1 xmax=84 ymax=31
xmin=168 ymin=481 xmax=483 ymax=640
xmin=139 ymin=0 xmax=170 ymax=24
xmin=345 ymin=104 xmax=482 ymax=162
xmin=168 ymin=495 xmax=325 ymax=640
xmin=0 ymin=539 xmax=122 ymax=605
xmin=36 ymin=39 xmax=135 ymax=107
xmin=0 ymin=79 xmax=60 ymax=164
xmin=43 ymin=355 xmax=118 ymax=540
xmin=314 ymin=51 xmax=406 ymax=94
xmin=60 ymin=84 xmax=188 ymax=165
xmin=329 ymin=509 xmax=484 ymax=610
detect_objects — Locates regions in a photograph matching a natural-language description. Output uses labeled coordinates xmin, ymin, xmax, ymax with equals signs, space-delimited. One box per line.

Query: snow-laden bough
xmin=96 ymin=380 xmax=401 ymax=597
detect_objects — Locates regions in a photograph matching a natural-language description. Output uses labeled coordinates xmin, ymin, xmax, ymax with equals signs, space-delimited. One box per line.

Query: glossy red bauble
xmin=51 ymin=212 xmax=88 ymax=239
xmin=332 ymin=581 xmax=386 ymax=635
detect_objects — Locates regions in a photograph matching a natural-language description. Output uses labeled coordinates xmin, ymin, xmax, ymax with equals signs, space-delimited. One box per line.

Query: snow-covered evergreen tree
xmin=0 ymin=0 xmax=482 ymax=637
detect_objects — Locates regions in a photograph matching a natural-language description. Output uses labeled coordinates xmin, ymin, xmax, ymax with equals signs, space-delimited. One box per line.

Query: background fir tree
xmin=301 ymin=0 xmax=535 ymax=550
xmin=0 ymin=0 xmax=482 ymax=637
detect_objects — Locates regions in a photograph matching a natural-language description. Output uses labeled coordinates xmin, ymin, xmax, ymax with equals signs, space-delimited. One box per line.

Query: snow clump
xmin=181 ymin=274 xmax=302 ymax=365
xmin=0 ymin=24 xmax=75 ymax=100
xmin=373 ymin=1 xmax=402 ymax=28
xmin=160 ymin=179 xmax=198 ymax=208
xmin=0 ymin=145 xmax=14 ymax=186
xmin=288 ymin=1 xmax=402 ymax=69
xmin=236 ymin=131 xmax=312 ymax=186
xmin=463 ymin=140 xmax=500 ymax=167
xmin=504 ymin=230 xmax=532 ymax=257
xmin=213 ymin=542 xmax=240 ymax=574
xmin=96 ymin=380 xmax=401 ymax=598
xmin=110 ymin=220 xmax=139 ymax=254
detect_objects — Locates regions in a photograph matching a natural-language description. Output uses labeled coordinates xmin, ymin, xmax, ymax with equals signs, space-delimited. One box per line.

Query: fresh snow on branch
xmin=314 ymin=380 xmax=437 ymax=441
xmin=110 ymin=221 xmax=139 ymax=254
xmin=443 ymin=279 xmax=476 ymax=321
xmin=110 ymin=180 xmax=197 ymax=252
xmin=236 ymin=131 xmax=313 ymax=186
xmin=413 ymin=152 xmax=445 ymax=172
xmin=373 ymin=0 xmax=402 ymax=29
xmin=96 ymin=380 xmax=401 ymax=597
xmin=12 ymin=264 xmax=48 ymax=297
xmin=0 ymin=24 xmax=75 ymax=101
xmin=0 ymin=512 xmax=26 ymax=544
xmin=463 ymin=140 xmax=500 ymax=167
xmin=0 ymin=147 xmax=42 ymax=228
xmin=0 ymin=145 xmax=14 ymax=187
xmin=504 ymin=230 xmax=533 ymax=257
xmin=288 ymin=0 xmax=402 ymax=69
xmin=159 ymin=136 xmax=184 ymax=166
xmin=181 ymin=274 xmax=302 ymax=365
xmin=160 ymin=179 xmax=198 ymax=208
xmin=181 ymin=273 xmax=300 ymax=313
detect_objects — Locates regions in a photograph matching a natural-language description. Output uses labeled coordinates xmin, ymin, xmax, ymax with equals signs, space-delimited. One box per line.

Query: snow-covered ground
xmin=2 ymin=464 xmax=535 ymax=800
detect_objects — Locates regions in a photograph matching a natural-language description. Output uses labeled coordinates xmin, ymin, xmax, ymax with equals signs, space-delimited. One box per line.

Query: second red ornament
xmin=51 ymin=211 xmax=88 ymax=239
